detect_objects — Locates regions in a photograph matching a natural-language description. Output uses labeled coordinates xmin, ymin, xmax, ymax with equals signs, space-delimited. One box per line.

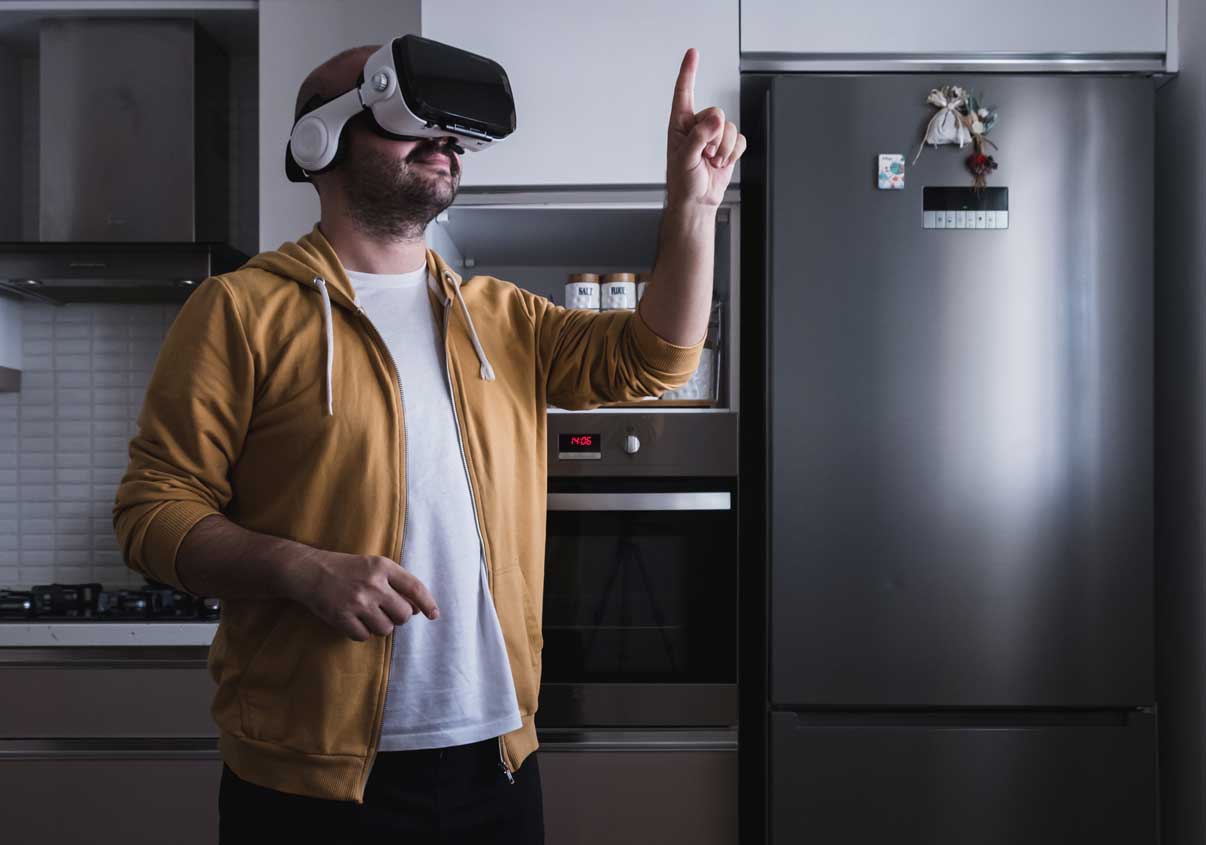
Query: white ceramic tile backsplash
xmin=0 ymin=301 xmax=182 ymax=590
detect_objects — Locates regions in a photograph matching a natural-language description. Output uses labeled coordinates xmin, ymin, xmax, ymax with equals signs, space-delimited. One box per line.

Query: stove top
xmin=0 ymin=582 xmax=220 ymax=621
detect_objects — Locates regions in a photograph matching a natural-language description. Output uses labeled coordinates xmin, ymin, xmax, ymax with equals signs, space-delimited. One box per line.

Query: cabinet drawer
xmin=0 ymin=659 xmax=216 ymax=737
xmin=540 ymin=742 xmax=737 ymax=844
xmin=0 ymin=756 xmax=220 ymax=844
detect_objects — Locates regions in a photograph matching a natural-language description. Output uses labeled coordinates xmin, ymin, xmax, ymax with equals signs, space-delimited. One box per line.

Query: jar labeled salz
xmin=564 ymin=273 xmax=601 ymax=310
xmin=601 ymin=273 xmax=637 ymax=310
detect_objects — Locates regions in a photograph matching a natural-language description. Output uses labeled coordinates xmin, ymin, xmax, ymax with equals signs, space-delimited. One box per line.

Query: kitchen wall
xmin=0 ymin=301 xmax=182 ymax=591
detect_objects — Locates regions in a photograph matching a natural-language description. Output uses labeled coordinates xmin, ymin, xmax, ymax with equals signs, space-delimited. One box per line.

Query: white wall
xmin=0 ymin=301 xmax=178 ymax=590
xmin=741 ymin=0 xmax=1166 ymax=55
xmin=0 ymin=295 xmax=20 ymax=374
xmin=258 ymin=0 xmax=422 ymax=251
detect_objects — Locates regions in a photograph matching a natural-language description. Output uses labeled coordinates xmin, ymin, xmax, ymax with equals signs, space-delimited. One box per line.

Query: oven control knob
xmin=624 ymin=434 xmax=641 ymax=455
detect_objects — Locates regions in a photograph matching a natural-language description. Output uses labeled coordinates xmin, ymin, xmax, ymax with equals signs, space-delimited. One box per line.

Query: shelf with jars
xmin=428 ymin=187 xmax=739 ymax=413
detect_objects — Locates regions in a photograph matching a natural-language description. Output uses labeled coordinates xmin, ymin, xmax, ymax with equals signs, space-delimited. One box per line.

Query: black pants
xmin=218 ymin=737 xmax=544 ymax=844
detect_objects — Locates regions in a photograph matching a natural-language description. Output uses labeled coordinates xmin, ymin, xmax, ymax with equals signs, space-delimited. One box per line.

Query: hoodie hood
xmin=244 ymin=225 xmax=495 ymax=416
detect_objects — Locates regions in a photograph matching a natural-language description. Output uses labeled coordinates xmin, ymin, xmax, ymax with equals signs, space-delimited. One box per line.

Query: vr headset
xmin=286 ymin=34 xmax=516 ymax=183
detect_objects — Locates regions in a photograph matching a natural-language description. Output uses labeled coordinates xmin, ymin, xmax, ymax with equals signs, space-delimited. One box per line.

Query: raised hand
xmin=665 ymin=48 xmax=746 ymax=209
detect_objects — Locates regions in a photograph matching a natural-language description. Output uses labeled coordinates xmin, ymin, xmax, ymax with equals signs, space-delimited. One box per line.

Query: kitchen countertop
xmin=0 ymin=622 xmax=218 ymax=647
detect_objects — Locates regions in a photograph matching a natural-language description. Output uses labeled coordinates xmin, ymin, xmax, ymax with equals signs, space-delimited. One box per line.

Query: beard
xmin=339 ymin=131 xmax=461 ymax=242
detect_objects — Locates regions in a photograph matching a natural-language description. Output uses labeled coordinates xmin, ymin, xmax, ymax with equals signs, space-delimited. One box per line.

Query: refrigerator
xmin=755 ymin=75 xmax=1157 ymax=843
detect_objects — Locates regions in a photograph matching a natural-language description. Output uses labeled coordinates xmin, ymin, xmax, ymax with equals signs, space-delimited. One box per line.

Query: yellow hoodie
xmin=112 ymin=225 xmax=703 ymax=802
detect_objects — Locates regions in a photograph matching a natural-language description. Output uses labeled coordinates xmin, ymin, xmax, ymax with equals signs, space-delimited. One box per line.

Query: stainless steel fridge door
xmin=768 ymin=75 xmax=1153 ymax=707
xmin=770 ymin=711 xmax=1157 ymax=844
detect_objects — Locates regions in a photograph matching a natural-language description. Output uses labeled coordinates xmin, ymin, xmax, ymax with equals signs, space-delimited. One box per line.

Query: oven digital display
xmin=558 ymin=433 xmax=602 ymax=460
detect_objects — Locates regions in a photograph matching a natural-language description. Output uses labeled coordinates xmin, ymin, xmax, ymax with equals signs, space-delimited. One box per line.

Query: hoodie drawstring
xmin=449 ymin=273 xmax=496 ymax=382
xmin=313 ymin=277 xmax=335 ymax=416
xmin=311 ymin=270 xmax=494 ymax=417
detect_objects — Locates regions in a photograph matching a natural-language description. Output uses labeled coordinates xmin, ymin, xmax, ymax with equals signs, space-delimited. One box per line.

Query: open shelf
xmin=429 ymin=192 xmax=740 ymax=412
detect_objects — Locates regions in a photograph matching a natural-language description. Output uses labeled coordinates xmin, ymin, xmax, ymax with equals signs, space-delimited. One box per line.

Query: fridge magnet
xmin=877 ymin=154 xmax=905 ymax=190
xmin=913 ymin=85 xmax=1000 ymax=192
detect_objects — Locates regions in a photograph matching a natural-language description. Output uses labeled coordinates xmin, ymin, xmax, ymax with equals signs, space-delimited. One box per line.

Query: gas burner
xmin=0 ymin=581 xmax=220 ymax=621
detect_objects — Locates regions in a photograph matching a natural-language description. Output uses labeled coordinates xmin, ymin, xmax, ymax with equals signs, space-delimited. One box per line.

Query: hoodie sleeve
xmin=520 ymin=289 xmax=705 ymax=410
xmin=112 ymin=276 xmax=255 ymax=592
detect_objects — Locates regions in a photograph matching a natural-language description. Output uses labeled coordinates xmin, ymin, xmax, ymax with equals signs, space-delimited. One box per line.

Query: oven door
xmin=539 ymin=478 xmax=738 ymax=728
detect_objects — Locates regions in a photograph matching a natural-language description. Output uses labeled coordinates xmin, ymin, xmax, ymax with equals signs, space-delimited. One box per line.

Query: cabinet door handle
xmin=547 ymin=492 xmax=730 ymax=511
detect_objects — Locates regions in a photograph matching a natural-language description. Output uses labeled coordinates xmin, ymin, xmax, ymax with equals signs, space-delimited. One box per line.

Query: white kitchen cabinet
xmin=258 ymin=0 xmax=421 ymax=251
xmin=421 ymin=0 xmax=739 ymax=187
xmin=742 ymin=0 xmax=1166 ymax=59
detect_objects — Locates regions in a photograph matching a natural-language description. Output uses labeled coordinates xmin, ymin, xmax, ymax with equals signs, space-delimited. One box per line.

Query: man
xmin=113 ymin=39 xmax=744 ymax=844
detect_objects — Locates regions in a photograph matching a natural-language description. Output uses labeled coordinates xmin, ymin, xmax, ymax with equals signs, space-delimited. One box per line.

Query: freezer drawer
xmin=770 ymin=711 xmax=1157 ymax=845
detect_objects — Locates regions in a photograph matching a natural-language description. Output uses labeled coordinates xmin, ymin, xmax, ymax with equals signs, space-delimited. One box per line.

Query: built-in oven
xmin=540 ymin=412 xmax=738 ymax=730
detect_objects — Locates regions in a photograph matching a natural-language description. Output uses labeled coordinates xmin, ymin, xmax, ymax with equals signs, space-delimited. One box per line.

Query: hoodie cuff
xmin=143 ymin=500 xmax=221 ymax=592
xmin=629 ymin=307 xmax=706 ymax=379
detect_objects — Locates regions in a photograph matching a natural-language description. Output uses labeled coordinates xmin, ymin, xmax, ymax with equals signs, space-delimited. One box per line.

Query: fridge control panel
xmin=923 ymin=187 xmax=1009 ymax=230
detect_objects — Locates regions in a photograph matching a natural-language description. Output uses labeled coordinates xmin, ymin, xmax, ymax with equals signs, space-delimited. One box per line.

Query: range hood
xmin=0 ymin=19 xmax=248 ymax=304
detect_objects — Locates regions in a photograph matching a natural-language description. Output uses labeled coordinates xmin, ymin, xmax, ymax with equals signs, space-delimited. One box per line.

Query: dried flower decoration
xmin=914 ymin=85 xmax=1000 ymax=191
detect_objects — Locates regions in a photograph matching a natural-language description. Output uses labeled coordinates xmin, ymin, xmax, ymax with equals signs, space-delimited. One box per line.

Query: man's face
xmin=332 ymin=114 xmax=463 ymax=241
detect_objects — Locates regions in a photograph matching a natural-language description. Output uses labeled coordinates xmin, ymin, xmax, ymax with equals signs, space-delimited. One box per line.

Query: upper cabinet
xmin=742 ymin=0 xmax=1166 ymax=58
xmin=421 ymin=0 xmax=740 ymax=187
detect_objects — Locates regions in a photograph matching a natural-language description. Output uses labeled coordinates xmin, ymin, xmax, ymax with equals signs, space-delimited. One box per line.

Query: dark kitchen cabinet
xmin=0 ymin=756 xmax=221 ymax=844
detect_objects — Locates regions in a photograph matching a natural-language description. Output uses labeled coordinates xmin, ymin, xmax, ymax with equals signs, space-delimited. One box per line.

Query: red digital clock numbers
xmin=558 ymin=432 xmax=602 ymax=459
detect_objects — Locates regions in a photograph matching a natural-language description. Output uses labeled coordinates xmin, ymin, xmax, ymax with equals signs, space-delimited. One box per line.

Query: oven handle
xmin=547 ymin=492 xmax=731 ymax=511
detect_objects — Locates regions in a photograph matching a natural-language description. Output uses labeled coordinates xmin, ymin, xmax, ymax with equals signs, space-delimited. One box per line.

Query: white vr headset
xmin=286 ymin=34 xmax=517 ymax=182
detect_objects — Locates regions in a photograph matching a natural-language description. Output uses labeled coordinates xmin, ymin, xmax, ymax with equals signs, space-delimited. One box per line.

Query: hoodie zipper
xmin=439 ymin=277 xmax=516 ymax=785
xmin=314 ymin=273 xmax=513 ymax=791
xmin=324 ymin=279 xmax=407 ymax=801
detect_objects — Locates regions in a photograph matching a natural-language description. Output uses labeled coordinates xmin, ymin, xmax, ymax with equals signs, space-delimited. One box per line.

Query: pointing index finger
xmin=671 ymin=48 xmax=697 ymax=120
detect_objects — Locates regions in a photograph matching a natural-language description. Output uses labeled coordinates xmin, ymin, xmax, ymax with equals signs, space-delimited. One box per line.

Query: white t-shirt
xmin=346 ymin=263 xmax=523 ymax=751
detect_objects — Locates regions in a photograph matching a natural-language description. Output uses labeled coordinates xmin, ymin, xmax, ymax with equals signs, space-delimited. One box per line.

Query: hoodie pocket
xmin=236 ymin=603 xmax=379 ymax=755
xmin=520 ymin=571 xmax=544 ymax=666
xmin=492 ymin=564 xmax=543 ymax=713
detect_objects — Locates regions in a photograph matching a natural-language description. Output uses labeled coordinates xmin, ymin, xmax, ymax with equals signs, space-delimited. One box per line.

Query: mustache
xmin=409 ymin=142 xmax=460 ymax=169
